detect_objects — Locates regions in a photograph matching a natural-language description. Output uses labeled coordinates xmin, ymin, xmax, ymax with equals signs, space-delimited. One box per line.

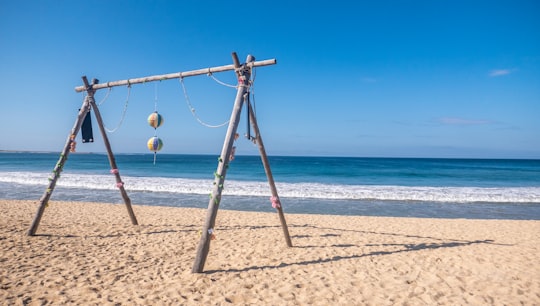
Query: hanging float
xmin=147 ymin=111 xmax=164 ymax=128
xmin=147 ymin=111 xmax=164 ymax=164
xmin=147 ymin=136 xmax=163 ymax=152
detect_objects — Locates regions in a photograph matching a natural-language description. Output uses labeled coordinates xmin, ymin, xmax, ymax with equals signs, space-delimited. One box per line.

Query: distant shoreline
xmin=2 ymin=150 xmax=539 ymax=161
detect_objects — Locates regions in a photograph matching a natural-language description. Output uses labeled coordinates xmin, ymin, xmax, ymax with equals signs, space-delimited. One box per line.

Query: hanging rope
xmin=250 ymin=67 xmax=257 ymax=119
xmin=244 ymin=67 xmax=258 ymax=145
xmin=97 ymin=87 xmax=112 ymax=106
xmin=207 ymin=72 xmax=237 ymax=88
xmin=179 ymin=77 xmax=230 ymax=128
xmin=104 ymin=85 xmax=131 ymax=133
xmin=147 ymin=82 xmax=164 ymax=165
xmin=153 ymin=88 xmax=158 ymax=165
xmin=154 ymin=82 xmax=159 ymax=111
xmin=78 ymin=87 xmax=111 ymax=106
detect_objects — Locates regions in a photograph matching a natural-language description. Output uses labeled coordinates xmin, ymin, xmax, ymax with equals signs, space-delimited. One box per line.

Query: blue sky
xmin=1 ymin=1 xmax=539 ymax=158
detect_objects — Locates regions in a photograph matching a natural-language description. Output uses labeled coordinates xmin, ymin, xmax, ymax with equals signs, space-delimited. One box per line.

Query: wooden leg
xmin=27 ymin=98 xmax=91 ymax=236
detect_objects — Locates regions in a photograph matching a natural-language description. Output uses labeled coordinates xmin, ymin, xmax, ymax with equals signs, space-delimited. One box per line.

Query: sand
xmin=1 ymin=199 xmax=539 ymax=305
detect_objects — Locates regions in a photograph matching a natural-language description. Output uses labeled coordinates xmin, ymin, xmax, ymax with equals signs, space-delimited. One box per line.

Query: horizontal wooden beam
xmin=75 ymin=58 xmax=276 ymax=93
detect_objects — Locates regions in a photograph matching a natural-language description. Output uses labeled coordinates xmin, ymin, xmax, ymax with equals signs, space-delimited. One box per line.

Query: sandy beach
xmin=1 ymin=199 xmax=538 ymax=305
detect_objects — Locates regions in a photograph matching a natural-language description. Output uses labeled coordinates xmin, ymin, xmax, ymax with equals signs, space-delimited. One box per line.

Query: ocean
xmin=1 ymin=152 xmax=539 ymax=220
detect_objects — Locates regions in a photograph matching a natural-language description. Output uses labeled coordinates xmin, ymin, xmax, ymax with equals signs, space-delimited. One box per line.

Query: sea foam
xmin=1 ymin=171 xmax=539 ymax=204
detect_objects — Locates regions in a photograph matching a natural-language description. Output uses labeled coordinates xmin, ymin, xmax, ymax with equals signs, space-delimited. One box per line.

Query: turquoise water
xmin=1 ymin=152 xmax=539 ymax=219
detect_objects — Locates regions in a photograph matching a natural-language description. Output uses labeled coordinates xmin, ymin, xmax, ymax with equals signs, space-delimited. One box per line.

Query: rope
xmin=208 ymin=72 xmax=237 ymax=88
xmin=250 ymin=67 xmax=257 ymax=118
xmin=154 ymin=82 xmax=158 ymax=112
xmin=179 ymin=77 xmax=230 ymax=128
xmin=97 ymin=87 xmax=112 ymax=105
xmin=104 ymin=85 xmax=131 ymax=133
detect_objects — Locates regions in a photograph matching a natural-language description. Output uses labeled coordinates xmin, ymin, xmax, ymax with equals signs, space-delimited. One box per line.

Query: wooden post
xmin=192 ymin=53 xmax=253 ymax=273
xmin=82 ymin=77 xmax=138 ymax=225
xmin=247 ymin=101 xmax=293 ymax=247
xmin=28 ymin=97 xmax=91 ymax=235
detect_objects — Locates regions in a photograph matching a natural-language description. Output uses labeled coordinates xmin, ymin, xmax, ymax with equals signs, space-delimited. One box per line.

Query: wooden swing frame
xmin=27 ymin=52 xmax=293 ymax=273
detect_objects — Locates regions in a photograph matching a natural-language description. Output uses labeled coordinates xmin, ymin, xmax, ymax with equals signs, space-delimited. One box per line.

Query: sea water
xmin=1 ymin=152 xmax=539 ymax=219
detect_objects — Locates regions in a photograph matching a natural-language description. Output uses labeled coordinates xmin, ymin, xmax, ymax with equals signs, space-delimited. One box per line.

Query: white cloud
xmin=488 ymin=69 xmax=514 ymax=77
xmin=438 ymin=117 xmax=492 ymax=125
